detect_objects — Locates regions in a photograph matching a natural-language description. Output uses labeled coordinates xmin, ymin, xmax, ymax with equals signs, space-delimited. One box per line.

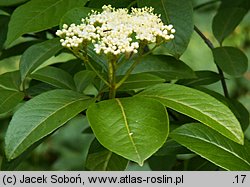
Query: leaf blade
xmin=212 ymin=7 xmax=248 ymax=44
xmin=5 ymin=0 xmax=88 ymax=46
xmin=117 ymin=73 xmax=165 ymax=91
xmin=0 ymin=71 xmax=21 ymax=91
xmin=0 ymin=89 xmax=24 ymax=114
xmin=31 ymin=66 xmax=76 ymax=90
xmin=87 ymin=97 xmax=169 ymax=165
xmin=137 ymin=0 xmax=194 ymax=57
xmin=212 ymin=46 xmax=248 ymax=77
xmin=85 ymin=139 xmax=128 ymax=171
xmin=74 ymin=70 xmax=96 ymax=93
xmin=137 ymin=83 xmax=244 ymax=144
xmin=20 ymin=38 xmax=63 ymax=81
xmin=5 ymin=89 xmax=94 ymax=160
xmin=117 ymin=55 xmax=195 ymax=80
xmin=170 ymin=123 xmax=250 ymax=170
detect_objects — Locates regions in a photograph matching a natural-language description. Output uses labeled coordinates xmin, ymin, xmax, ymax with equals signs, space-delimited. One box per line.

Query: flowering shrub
xmin=0 ymin=0 xmax=249 ymax=171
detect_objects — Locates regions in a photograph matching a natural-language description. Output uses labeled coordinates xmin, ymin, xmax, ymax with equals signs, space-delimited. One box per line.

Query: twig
xmin=194 ymin=26 xmax=229 ymax=98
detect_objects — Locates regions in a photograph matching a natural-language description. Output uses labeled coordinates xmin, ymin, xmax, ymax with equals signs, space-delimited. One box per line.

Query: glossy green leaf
xmin=30 ymin=66 xmax=76 ymax=90
xmin=5 ymin=0 xmax=88 ymax=47
xmin=117 ymin=55 xmax=195 ymax=80
xmin=20 ymin=38 xmax=63 ymax=81
xmin=0 ymin=71 xmax=21 ymax=91
xmin=195 ymin=87 xmax=250 ymax=132
xmin=0 ymin=88 xmax=24 ymax=114
xmin=74 ymin=70 xmax=96 ymax=93
xmin=170 ymin=123 xmax=250 ymax=170
xmin=212 ymin=47 xmax=248 ymax=77
xmin=60 ymin=7 xmax=92 ymax=28
xmin=213 ymin=8 xmax=248 ymax=44
xmin=85 ymin=139 xmax=128 ymax=171
xmin=118 ymin=73 xmax=165 ymax=91
xmin=88 ymin=0 xmax=134 ymax=8
xmin=177 ymin=71 xmax=221 ymax=86
xmin=137 ymin=83 xmax=244 ymax=144
xmin=5 ymin=89 xmax=94 ymax=160
xmin=137 ymin=0 xmax=193 ymax=57
xmin=87 ymin=97 xmax=169 ymax=165
xmin=0 ymin=0 xmax=28 ymax=6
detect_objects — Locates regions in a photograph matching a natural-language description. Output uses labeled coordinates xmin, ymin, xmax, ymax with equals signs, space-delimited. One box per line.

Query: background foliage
xmin=0 ymin=0 xmax=250 ymax=170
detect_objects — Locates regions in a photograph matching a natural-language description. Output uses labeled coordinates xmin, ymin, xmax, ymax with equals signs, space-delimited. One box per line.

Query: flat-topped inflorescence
xmin=56 ymin=5 xmax=175 ymax=56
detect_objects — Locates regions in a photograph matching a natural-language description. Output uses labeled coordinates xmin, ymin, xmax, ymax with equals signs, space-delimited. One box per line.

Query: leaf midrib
xmin=115 ymin=98 xmax=142 ymax=163
xmin=103 ymin=151 xmax=112 ymax=171
xmin=9 ymin=96 xmax=89 ymax=158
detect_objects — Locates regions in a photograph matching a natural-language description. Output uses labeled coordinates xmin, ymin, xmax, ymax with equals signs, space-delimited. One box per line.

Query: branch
xmin=194 ymin=26 xmax=230 ymax=98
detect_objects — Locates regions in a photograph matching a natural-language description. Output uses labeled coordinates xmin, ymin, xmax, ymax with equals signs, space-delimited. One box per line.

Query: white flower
xmin=56 ymin=5 xmax=175 ymax=56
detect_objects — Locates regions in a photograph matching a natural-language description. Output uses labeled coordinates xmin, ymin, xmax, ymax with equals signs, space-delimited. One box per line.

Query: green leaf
xmin=5 ymin=89 xmax=94 ymax=160
xmin=0 ymin=15 xmax=9 ymax=50
xmin=88 ymin=0 xmax=134 ymax=8
xmin=195 ymin=87 xmax=250 ymax=132
xmin=30 ymin=66 xmax=76 ymax=90
xmin=87 ymin=97 xmax=169 ymax=165
xmin=137 ymin=83 xmax=244 ymax=144
xmin=187 ymin=156 xmax=219 ymax=171
xmin=0 ymin=88 xmax=24 ymax=114
xmin=0 ymin=41 xmax=41 ymax=61
xmin=85 ymin=139 xmax=128 ymax=171
xmin=170 ymin=123 xmax=250 ymax=170
xmin=228 ymin=99 xmax=249 ymax=132
xmin=117 ymin=73 xmax=165 ymax=91
xmin=87 ymin=45 xmax=108 ymax=72
xmin=155 ymin=139 xmax=190 ymax=156
xmin=148 ymin=155 xmax=176 ymax=171
xmin=5 ymin=0 xmax=88 ymax=47
xmin=177 ymin=71 xmax=221 ymax=86
xmin=60 ymin=7 xmax=92 ymax=28
xmin=212 ymin=47 xmax=248 ymax=77
xmin=74 ymin=70 xmax=96 ymax=93
xmin=212 ymin=8 xmax=248 ymax=44
xmin=0 ymin=71 xmax=21 ymax=91
xmin=27 ymin=83 xmax=56 ymax=97
xmin=20 ymin=38 xmax=63 ymax=81
xmin=0 ymin=0 xmax=28 ymax=6
xmin=1 ymin=136 xmax=48 ymax=171
xmin=137 ymin=0 xmax=193 ymax=57
xmin=117 ymin=55 xmax=195 ymax=80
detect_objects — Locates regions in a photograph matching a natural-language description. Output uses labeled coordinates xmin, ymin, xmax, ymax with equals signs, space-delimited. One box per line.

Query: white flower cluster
xmin=56 ymin=5 xmax=175 ymax=56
